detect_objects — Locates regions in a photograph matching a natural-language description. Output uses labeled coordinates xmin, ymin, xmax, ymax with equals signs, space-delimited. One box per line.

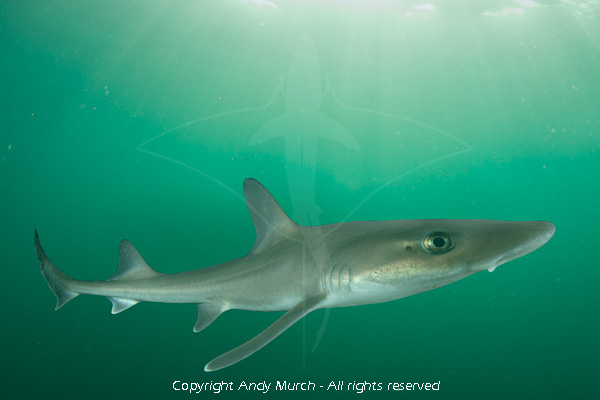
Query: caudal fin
xmin=35 ymin=230 xmax=79 ymax=310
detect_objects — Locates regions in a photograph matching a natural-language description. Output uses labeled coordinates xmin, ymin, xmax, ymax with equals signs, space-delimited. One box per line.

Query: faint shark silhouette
xmin=248 ymin=35 xmax=359 ymax=223
xmin=247 ymin=36 xmax=362 ymax=359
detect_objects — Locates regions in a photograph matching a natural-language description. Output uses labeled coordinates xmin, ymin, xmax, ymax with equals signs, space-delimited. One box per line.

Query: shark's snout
xmin=521 ymin=220 xmax=555 ymax=249
xmin=492 ymin=220 xmax=555 ymax=268
xmin=537 ymin=220 xmax=556 ymax=242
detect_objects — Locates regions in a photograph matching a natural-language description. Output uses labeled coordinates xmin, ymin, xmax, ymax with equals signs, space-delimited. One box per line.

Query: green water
xmin=2 ymin=0 xmax=599 ymax=399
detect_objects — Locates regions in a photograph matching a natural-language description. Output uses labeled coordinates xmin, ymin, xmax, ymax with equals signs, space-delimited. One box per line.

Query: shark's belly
xmin=219 ymin=266 xmax=321 ymax=311
xmin=150 ymin=253 xmax=324 ymax=311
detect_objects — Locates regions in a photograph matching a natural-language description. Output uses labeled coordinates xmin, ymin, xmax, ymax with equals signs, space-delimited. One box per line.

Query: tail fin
xmin=35 ymin=230 xmax=79 ymax=310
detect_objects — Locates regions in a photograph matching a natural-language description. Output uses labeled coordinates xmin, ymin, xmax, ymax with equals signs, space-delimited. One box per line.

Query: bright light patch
xmin=514 ymin=0 xmax=543 ymax=8
xmin=482 ymin=7 xmax=525 ymax=17
xmin=242 ymin=0 xmax=277 ymax=8
xmin=413 ymin=3 xmax=435 ymax=11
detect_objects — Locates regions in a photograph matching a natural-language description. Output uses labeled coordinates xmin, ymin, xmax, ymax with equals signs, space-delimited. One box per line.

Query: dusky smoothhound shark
xmin=35 ymin=178 xmax=555 ymax=371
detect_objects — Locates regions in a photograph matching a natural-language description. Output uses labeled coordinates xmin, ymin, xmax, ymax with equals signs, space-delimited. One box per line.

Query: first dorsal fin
xmin=244 ymin=178 xmax=299 ymax=254
xmin=108 ymin=240 xmax=163 ymax=281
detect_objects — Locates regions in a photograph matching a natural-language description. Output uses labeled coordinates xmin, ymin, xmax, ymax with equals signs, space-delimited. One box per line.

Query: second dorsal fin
xmin=108 ymin=240 xmax=163 ymax=281
xmin=244 ymin=178 xmax=298 ymax=254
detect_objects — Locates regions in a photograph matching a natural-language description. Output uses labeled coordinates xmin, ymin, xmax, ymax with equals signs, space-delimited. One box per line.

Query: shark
xmin=36 ymin=178 xmax=555 ymax=371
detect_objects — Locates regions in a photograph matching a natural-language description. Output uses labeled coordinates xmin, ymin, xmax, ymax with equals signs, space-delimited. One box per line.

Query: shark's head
xmin=412 ymin=219 xmax=556 ymax=273
xmin=336 ymin=219 xmax=555 ymax=305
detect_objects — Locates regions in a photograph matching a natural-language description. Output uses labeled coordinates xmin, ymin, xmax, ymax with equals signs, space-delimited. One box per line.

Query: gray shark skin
xmin=36 ymin=178 xmax=555 ymax=371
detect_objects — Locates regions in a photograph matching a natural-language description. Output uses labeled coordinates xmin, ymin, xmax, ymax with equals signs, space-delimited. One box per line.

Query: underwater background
xmin=1 ymin=0 xmax=599 ymax=399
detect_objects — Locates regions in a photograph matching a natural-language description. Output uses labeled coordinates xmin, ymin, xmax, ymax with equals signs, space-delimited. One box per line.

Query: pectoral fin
xmin=204 ymin=293 xmax=327 ymax=372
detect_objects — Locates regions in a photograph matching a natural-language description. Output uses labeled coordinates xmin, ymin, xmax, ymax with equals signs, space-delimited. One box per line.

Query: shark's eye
xmin=422 ymin=232 xmax=454 ymax=254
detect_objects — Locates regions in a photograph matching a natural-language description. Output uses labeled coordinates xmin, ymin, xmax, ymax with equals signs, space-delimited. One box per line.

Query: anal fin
xmin=108 ymin=297 xmax=140 ymax=314
xmin=204 ymin=293 xmax=327 ymax=372
xmin=194 ymin=303 xmax=226 ymax=333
